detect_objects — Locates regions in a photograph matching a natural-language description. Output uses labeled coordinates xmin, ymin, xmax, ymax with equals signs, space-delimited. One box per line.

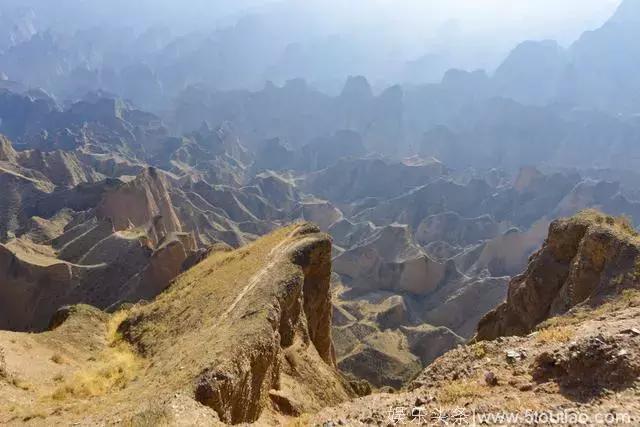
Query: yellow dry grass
xmin=51 ymin=310 xmax=141 ymax=401
xmin=286 ymin=414 xmax=314 ymax=427
xmin=437 ymin=379 xmax=486 ymax=404
xmin=470 ymin=342 xmax=488 ymax=359
xmin=535 ymin=326 xmax=573 ymax=344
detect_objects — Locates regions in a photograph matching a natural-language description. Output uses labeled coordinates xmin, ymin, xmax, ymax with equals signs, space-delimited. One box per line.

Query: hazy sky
xmin=284 ymin=0 xmax=622 ymax=47
xmin=9 ymin=0 xmax=621 ymax=44
xmin=256 ymin=0 xmax=623 ymax=81
xmin=0 ymin=0 xmax=625 ymax=89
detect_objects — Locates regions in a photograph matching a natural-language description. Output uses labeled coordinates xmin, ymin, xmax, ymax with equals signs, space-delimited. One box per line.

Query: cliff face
xmin=477 ymin=210 xmax=640 ymax=341
xmin=0 ymin=231 xmax=196 ymax=331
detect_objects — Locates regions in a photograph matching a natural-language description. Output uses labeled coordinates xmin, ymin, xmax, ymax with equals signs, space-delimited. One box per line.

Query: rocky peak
xmin=69 ymin=97 xmax=126 ymax=123
xmin=513 ymin=165 xmax=543 ymax=193
xmin=442 ymin=68 xmax=490 ymax=90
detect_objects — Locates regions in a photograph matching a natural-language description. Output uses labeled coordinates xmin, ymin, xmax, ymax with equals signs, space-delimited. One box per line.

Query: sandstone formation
xmin=303 ymin=157 xmax=446 ymax=203
xmin=95 ymin=167 xmax=182 ymax=245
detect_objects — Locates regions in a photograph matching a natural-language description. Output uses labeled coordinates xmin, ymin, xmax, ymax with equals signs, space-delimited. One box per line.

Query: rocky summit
xmin=2 ymin=0 xmax=640 ymax=425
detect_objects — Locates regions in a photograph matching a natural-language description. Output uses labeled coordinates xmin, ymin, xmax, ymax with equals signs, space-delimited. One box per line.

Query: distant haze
xmin=0 ymin=0 xmax=624 ymax=91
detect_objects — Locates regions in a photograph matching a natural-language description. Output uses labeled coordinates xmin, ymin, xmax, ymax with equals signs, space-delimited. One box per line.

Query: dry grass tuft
xmin=616 ymin=214 xmax=638 ymax=236
xmin=286 ymin=414 xmax=313 ymax=426
xmin=470 ymin=343 xmax=487 ymax=359
xmin=437 ymin=379 xmax=486 ymax=404
xmin=535 ymin=326 xmax=573 ymax=344
xmin=51 ymin=310 xmax=141 ymax=401
xmin=107 ymin=309 xmax=130 ymax=343
xmin=22 ymin=411 xmax=48 ymax=422
xmin=51 ymin=345 xmax=140 ymax=400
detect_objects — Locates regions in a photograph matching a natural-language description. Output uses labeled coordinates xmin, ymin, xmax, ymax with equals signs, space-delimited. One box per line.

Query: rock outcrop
xmin=415 ymin=211 xmax=499 ymax=247
xmin=0 ymin=167 xmax=198 ymax=331
xmin=313 ymin=288 xmax=640 ymax=425
xmin=303 ymin=157 xmax=446 ymax=203
xmin=477 ymin=211 xmax=640 ymax=340
xmin=0 ymin=230 xmax=196 ymax=331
